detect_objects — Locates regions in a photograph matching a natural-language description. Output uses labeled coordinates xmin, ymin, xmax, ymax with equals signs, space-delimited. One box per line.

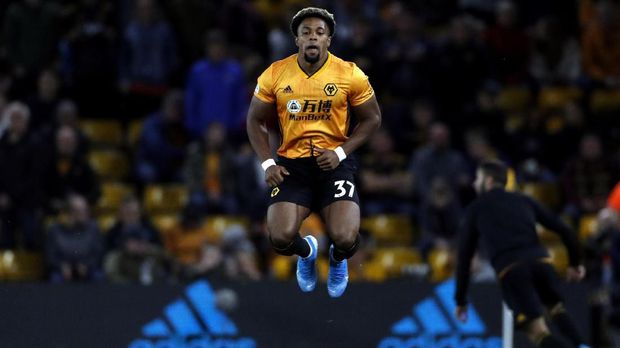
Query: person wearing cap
xmin=246 ymin=7 xmax=381 ymax=297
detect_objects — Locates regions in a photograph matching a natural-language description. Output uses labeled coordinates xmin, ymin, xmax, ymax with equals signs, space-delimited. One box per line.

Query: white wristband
xmin=261 ymin=158 xmax=276 ymax=171
xmin=334 ymin=146 xmax=347 ymax=162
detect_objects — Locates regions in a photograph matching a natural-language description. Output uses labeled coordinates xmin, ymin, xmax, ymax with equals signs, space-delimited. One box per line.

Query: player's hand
xmin=455 ymin=305 xmax=468 ymax=323
xmin=315 ymin=148 xmax=340 ymax=171
xmin=566 ymin=265 xmax=586 ymax=282
xmin=264 ymin=165 xmax=289 ymax=187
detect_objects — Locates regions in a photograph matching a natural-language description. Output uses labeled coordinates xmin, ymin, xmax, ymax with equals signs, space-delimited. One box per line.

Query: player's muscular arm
xmin=316 ymin=95 xmax=381 ymax=170
xmin=246 ymin=96 xmax=289 ymax=187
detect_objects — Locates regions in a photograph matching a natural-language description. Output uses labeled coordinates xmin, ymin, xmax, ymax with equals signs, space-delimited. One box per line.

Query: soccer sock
xmin=331 ymin=235 xmax=360 ymax=262
xmin=270 ymin=234 xmax=311 ymax=258
xmin=537 ymin=334 xmax=571 ymax=348
xmin=551 ymin=310 xmax=586 ymax=346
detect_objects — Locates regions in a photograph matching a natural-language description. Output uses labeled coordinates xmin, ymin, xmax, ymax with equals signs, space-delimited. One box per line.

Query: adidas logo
xmin=130 ymin=280 xmax=255 ymax=348
xmin=283 ymin=85 xmax=293 ymax=93
xmin=379 ymin=279 xmax=501 ymax=348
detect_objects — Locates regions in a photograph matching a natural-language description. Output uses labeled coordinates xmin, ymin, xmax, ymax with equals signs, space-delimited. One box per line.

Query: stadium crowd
xmin=1 ymin=0 xmax=620 ymax=324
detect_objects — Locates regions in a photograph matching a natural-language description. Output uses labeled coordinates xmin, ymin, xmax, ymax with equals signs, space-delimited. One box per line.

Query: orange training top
xmin=254 ymin=52 xmax=374 ymax=158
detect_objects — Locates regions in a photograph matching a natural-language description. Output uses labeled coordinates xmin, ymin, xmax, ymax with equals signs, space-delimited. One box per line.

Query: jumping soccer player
xmin=454 ymin=160 xmax=589 ymax=348
xmin=246 ymin=7 xmax=381 ymax=297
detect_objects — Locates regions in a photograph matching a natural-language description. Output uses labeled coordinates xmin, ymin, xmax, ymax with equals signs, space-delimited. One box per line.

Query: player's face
xmin=295 ymin=17 xmax=331 ymax=64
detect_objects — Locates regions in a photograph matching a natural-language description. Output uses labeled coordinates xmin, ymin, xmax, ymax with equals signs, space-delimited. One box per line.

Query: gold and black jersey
xmin=254 ymin=52 xmax=374 ymax=158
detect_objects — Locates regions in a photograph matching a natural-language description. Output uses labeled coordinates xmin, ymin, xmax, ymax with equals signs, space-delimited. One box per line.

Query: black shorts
xmin=268 ymin=156 xmax=360 ymax=212
xmin=499 ymin=260 xmax=564 ymax=327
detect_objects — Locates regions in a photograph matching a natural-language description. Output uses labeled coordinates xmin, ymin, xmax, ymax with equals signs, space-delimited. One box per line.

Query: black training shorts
xmin=268 ymin=156 xmax=360 ymax=212
xmin=499 ymin=259 xmax=564 ymax=327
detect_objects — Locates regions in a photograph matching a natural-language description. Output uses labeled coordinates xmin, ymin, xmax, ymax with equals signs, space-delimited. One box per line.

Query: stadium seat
xmin=371 ymin=247 xmax=422 ymax=277
xmin=271 ymin=255 xmax=293 ymax=280
xmin=0 ymin=250 xmax=44 ymax=281
xmin=96 ymin=182 xmax=134 ymax=214
xmin=536 ymin=224 xmax=560 ymax=243
xmin=96 ymin=214 xmax=116 ymax=232
xmin=361 ymin=260 xmax=388 ymax=282
xmin=88 ymin=150 xmax=130 ymax=181
xmin=151 ymin=213 xmax=179 ymax=234
xmin=520 ymin=182 xmax=560 ymax=209
xmin=361 ymin=214 xmax=413 ymax=246
xmin=300 ymin=213 xmax=325 ymax=238
xmin=538 ymin=87 xmax=582 ymax=110
xmin=80 ymin=119 xmax=123 ymax=147
xmin=497 ymin=87 xmax=531 ymax=112
xmin=578 ymin=214 xmax=598 ymax=241
xmin=143 ymin=184 xmax=188 ymax=214
xmin=545 ymin=243 xmax=568 ymax=275
xmin=590 ymin=89 xmax=620 ymax=114
xmin=428 ymin=247 xmax=454 ymax=282
xmin=127 ymin=119 xmax=145 ymax=148
xmin=203 ymin=215 xmax=250 ymax=243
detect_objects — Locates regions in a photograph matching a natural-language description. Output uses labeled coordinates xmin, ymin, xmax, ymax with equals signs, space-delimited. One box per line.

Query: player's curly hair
xmin=290 ymin=7 xmax=336 ymax=37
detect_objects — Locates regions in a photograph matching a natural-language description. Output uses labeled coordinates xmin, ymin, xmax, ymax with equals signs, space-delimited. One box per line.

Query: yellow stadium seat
xmin=578 ymin=214 xmax=598 ymax=241
xmin=545 ymin=243 xmax=568 ymax=275
xmin=88 ymin=150 xmax=130 ymax=181
xmin=361 ymin=260 xmax=389 ymax=282
xmin=371 ymin=247 xmax=422 ymax=277
xmin=143 ymin=184 xmax=188 ymax=214
xmin=0 ymin=250 xmax=44 ymax=281
xmin=300 ymin=213 xmax=325 ymax=238
xmin=428 ymin=247 xmax=454 ymax=282
xmin=361 ymin=214 xmax=413 ymax=246
xmin=520 ymin=182 xmax=560 ymax=209
xmin=127 ymin=119 xmax=145 ymax=147
xmin=80 ymin=119 xmax=123 ymax=147
xmin=96 ymin=182 xmax=134 ymax=214
xmin=203 ymin=215 xmax=249 ymax=243
xmin=96 ymin=214 xmax=117 ymax=232
xmin=271 ymin=255 xmax=293 ymax=280
xmin=151 ymin=213 xmax=179 ymax=234
xmin=538 ymin=87 xmax=582 ymax=110
xmin=590 ymin=89 xmax=620 ymax=113
xmin=497 ymin=87 xmax=532 ymax=112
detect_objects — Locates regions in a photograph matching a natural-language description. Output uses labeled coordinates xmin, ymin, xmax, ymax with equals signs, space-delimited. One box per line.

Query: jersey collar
xmin=296 ymin=52 xmax=331 ymax=79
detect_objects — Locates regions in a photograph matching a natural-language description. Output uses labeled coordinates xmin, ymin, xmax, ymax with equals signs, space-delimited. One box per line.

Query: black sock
xmin=270 ymin=234 xmax=310 ymax=257
xmin=332 ymin=235 xmax=360 ymax=262
xmin=552 ymin=311 xmax=585 ymax=346
xmin=538 ymin=334 xmax=571 ymax=348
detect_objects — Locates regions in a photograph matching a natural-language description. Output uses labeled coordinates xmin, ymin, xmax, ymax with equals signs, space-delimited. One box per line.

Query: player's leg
xmin=499 ymin=263 xmax=570 ymax=347
xmin=321 ymin=200 xmax=360 ymax=297
xmin=533 ymin=262 xmax=588 ymax=347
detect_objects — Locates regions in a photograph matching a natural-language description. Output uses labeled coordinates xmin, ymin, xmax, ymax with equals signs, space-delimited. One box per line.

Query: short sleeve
xmin=348 ymin=65 xmax=374 ymax=106
xmin=254 ymin=65 xmax=276 ymax=104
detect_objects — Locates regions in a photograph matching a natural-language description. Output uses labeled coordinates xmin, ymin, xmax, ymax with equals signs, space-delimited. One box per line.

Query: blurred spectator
xmin=546 ymin=101 xmax=585 ymax=171
xmin=135 ymin=90 xmax=189 ymax=183
xmin=120 ymin=0 xmax=178 ymax=118
xmin=392 ymin=99 xmax=437 ymax=152
xmin=529 ymin=16 xmax=581 ymax=85
xmin=335 ymin=16 xmax=378 ymax=78
xmin=435 ymin=15 xmax=489 ymax=114
xmin=378 ymin=9 xmax=433 ymax=98
xmin=46 ymin=194 xmax=103 ymax=282
xmin=581 ymin=0 xmax=620 ymax=86
xmin=561 ymin=133 xmax=615 ymax=219
xmin=516 ymin=157 xmax=556 ymax=183
xmin=463 ymin=130 xmax=501 ymax=171
xmin=41 ymin=125 xmax=100 ymax=212
xmin=2 ymin=0 xmax=58 ymax=93
xmin=184 ymin=30 xmax=246 ymax=138
xmin=0 ymin=102 xmax=42 ymax=248
xmin=417 ymin=177 xmax=462 ymax=258
xmin=25 ymin=69 xmax=61 ymax=131
xmin=484 ymin=1 xmax=530 ymax=84
xmin=184 ymin=122 xmax=238 ymax=214
xmin=104 ymin=196 xmax=168 ymax=284
xmin=235 ymin=143 xmax=269 ymax=221
xmin=408 ymin=122 xmax=470 ymax=202
xmin=359 ymin=128 xmax=413 ymax=215
xmin=35 ymin=99 xmax=90 ymax=157
xmin=59 ymin=0 xmax=117 ymax=118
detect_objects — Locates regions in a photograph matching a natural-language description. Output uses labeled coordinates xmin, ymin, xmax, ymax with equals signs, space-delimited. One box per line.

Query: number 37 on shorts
xmin=333 ymin=180 xmax=355 ymax=198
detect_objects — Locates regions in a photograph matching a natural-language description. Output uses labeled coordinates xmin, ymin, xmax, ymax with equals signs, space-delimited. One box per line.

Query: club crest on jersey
xmin=324 ymin=83 xmax=338 ymax=96
xmin=287 ymin=99 xmax=301 ymax=114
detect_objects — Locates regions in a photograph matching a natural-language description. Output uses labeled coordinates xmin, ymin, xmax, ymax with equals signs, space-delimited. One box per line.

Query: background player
xmin=454 ymin=161 xmax=589 ymax=348
xmin=245 ymin=7 xmax=381 ymax=297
